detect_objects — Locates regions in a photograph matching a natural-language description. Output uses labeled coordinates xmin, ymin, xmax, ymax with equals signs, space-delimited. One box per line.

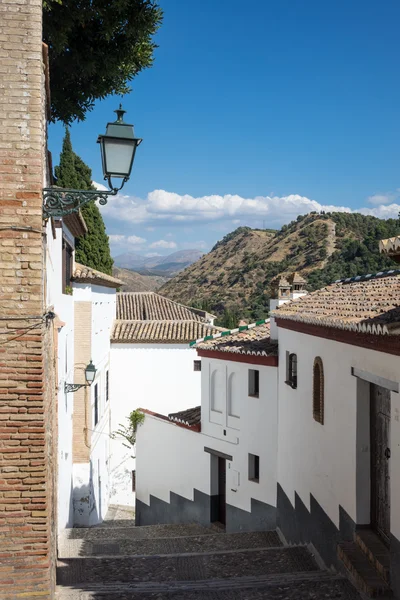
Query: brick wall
xmin=0 ymin=0 xmax=57 ymax=597
xmin=73 ymin=301 xmax=92 ymax=463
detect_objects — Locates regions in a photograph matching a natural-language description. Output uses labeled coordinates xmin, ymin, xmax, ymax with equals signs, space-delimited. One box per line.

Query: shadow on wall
xmin=109 ymin=450 xmax=135 ymax=505
xmin=73 ymin=462 xmax=100 ymax=527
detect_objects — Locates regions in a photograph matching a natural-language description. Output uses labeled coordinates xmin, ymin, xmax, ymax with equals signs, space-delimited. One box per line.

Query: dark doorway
xmin=370 ymin=384 xmax=391 ymax=544
xmin=217 ymin=457 xmax=226 ymax=526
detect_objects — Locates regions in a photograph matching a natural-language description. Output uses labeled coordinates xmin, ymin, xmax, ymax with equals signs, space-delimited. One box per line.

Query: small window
xmin=94 ymin=383 xmax=99 ymax=426
xmin=106 ymin=371 xmax=109 ymax=402
xmin=248 ymin=369 xmax=259 ymax=397
xmin=313 ymin=357 xmax=324 ymax=424
xmin=62 ymin=238 xmax=73 ymax=294
xmin=248 ymin=454 xmax=260 ymax=483
xmin=286 ymin=352 xmax=297 ymax=389
xmin=132 ymin=470 xmax=136 ymax=492
xmin=194 ymin=360 xmax=201 ymax=372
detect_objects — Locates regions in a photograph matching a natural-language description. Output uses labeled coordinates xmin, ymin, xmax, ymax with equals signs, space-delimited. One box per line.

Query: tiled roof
xmin=72 ymin=263 xmax=123 ymax=289
xmin=111 ymin=320 xmax=222 ymax=343
xmin=117 ymin=292 xmax=206 ymax=322
xmin=273 ymin=271 xmax=400 ymax=335
xmin=195 ymin=321 xmax=278 ymax=357
xmin=169 ymin=406 xmax=201 ymax=427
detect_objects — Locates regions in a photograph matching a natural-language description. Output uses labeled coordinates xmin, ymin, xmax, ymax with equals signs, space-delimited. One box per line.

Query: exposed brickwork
xmin=73 ymin=301 xmax=92 ymax=463
xmin=0 ymin=1 xmax=57 ymax=597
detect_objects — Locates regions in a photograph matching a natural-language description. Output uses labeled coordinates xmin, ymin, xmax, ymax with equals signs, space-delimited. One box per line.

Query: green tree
xmin=43 ymin=0 xmax=163 ymax=124
xmin=55 ymin=129 xmax=114 ymax=275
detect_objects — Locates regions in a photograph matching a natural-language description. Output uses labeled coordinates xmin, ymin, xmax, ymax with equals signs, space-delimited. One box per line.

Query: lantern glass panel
xmin=85 ymin=361 xmax=96 ymax=384
xmin=103 ymin=138 xmax=135 ymax=178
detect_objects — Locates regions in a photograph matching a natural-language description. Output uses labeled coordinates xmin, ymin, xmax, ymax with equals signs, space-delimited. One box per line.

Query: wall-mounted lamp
xmin=43 ymin=105 xmax=142 ymax=219
xmin=64 ymin=360 xmax=96 ymax=394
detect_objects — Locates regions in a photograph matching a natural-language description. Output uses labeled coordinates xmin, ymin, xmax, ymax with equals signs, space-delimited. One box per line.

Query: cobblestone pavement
xmin=56 ymin=508 xmax=363 ymax=599
xmin=59 ymin=531 xmax=282 ymax=558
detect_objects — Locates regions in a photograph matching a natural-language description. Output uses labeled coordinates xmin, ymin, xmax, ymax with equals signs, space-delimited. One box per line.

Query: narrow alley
xmin=56 ymin=506 xmax=362 ymax=600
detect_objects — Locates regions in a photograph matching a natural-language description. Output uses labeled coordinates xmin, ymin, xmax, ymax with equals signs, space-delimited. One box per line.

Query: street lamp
xmin=43 ymin=105 xmax=142 ymax=219
xmin=64 ymin=360 xmax=97 ymax=394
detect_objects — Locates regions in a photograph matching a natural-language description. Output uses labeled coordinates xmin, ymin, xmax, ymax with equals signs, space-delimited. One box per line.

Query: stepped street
xmin=56 ymin=506 xmax=362 ymax=599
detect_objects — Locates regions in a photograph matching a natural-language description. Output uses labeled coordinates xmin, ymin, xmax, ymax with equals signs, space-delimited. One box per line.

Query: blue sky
xmin=48 ymin=0 xmax=400 ymax=258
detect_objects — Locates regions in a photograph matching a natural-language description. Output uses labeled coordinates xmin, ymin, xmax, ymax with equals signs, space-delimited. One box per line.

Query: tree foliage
xmin=55 ymin=129 xmax=114 ymax=275
xmin=43 ymin=0 xmax=163 ymax=124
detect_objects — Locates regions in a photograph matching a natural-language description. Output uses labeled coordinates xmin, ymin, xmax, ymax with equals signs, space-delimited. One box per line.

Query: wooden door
xmin=370 ymin=384 xmax=391 ymax=543
xmin=218 ymin=457 xmax=226 ymax=526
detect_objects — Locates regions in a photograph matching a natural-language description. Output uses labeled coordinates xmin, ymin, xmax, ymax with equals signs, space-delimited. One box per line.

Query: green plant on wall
xmin=111 ymin=409 xmax=145 ymax=450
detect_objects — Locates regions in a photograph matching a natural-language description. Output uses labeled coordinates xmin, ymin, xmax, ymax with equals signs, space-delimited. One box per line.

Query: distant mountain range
xmin=113 ymin=249 xmax=204 ymax=277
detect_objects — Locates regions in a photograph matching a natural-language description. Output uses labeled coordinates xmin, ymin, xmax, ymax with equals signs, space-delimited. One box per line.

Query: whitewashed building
xmin=273 ymin=265 xmax=400 ymax=598
xmin=135 ymin=320 xmax=279 ymax=532
xmin=109 ymin=292 xmax=221 ymax=508
xmin=45 ymin=212 xmax=122 ymax=529
xmin=70 ymin=263 xmax=122 ymax=526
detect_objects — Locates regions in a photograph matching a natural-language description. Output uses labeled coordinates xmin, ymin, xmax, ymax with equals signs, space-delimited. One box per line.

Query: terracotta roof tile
xmin=116 ymin=292 xmax=207 ymax=322
xmin=196 ymin=322 xmax=278 ymax=356
xmin=72 ymin=263 xmax=123 ymax=289
xmin=273 ymin=271 xmax=400 ymax=335
xmin=169 ymin=406 xmax=201 ymax=427
xmin=111 ymin=320 xmax=222 ymax=343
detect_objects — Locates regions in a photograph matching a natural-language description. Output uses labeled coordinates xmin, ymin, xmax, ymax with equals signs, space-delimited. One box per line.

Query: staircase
xmin=56 ymin=519 xmax=363 ymax=599
xmin=338 ymin=529 xmax=392 ymax=597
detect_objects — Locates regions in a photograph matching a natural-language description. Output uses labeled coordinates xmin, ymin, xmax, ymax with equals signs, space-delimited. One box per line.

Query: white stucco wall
xmin=71 ymin=283 xmax=116 ymax=525
xmin=201 ymin=356 xmax=278 ymax=513
xmin=277 ymin=326 xmax=400 ymax=541
xmin=136 ymin=414 xmax=209 ymax=507
xmin=136 ymin=354 xmax=278 ymax=519
xmin=109 ymin=344 xmax=202 ymax=507
xmin=45 ymin=222 xmax=75 ymax=533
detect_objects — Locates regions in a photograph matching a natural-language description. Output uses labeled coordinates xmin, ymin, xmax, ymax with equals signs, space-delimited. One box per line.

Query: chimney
xmin=269 ymin=276 xmax=292 ymax=340
xmin=288 ymin=272 xmax=308 ymax=301
xmin=380 ymin=236 xmax=400 ymax=263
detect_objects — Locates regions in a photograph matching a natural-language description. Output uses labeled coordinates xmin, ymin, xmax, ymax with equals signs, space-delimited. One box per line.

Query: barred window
xmin=313 ymin=357 xmax=324 ymax=424
xmin=194 ymin=360 xmax=201 ymax=372
xmin=286 ymin=352 xmax=297 ymax=389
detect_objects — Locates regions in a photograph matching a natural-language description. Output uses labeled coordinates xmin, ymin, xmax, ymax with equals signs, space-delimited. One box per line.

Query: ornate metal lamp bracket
xmin=64 ymin=382 xmax=89 ymax=394
xmin=42 ymin=178 xmax=127 ymax=219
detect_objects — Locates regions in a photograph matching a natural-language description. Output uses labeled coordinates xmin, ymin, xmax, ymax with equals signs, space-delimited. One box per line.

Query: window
xmin=248 ymin=454 xmax=260 ymax=482
xmin=313 ymin=357 xmax=324 ymax=424
xmin=106 ymin=371 xmax=109 ymax=402
xmin=62 ymin=238 xmax=73 ymax=294
xmin=132 ymin=470 xmax=136 ymax=492
xmin=94 ymin=383 xmax=99 ymax=426
xmin=248 ymin=369 xmax=259 ymax=397
xmin=286 ymin=352 xmax=297 ymax=389
xmin=194 ymin=360 xmax=201 ymax=372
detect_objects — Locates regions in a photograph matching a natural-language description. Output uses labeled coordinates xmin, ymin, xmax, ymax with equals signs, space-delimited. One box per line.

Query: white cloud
xmin=93 ymin=180 xmax=108 ymax=192
xmin=126 ymin=235 xmax=146 ymax=245
xmin=145 ymin=252 xmax=162 ymax=257
xmin=367 ymin=189 xmax=400 ymax=206
xmin=108 ymin=234 xmax=125 ymax=243
xmin=101 ymin=188 xmax=400 ymax=228
xmin=149 ymin=239 xmax=178 ymax=249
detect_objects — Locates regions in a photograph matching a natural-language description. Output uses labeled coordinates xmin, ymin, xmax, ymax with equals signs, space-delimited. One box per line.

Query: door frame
xmin=353 ymin=368 xmax=397 ymax=539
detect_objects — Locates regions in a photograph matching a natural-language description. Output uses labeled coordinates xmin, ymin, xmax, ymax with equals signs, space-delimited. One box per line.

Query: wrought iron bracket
xmin=64 ymin=382 xmax=89 ymax=394
xmin=43 ymin=177 xmax=128 ymax=219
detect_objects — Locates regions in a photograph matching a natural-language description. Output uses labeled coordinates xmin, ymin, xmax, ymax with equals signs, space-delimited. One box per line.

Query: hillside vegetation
xmin=160 ymin=212 xmax=400 ymax=325
xmin=113 ymin=267 xmax=169 ymax=293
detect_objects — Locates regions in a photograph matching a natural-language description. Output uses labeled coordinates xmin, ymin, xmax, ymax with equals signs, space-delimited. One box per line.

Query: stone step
xmin=57 ymin=545 xmax=319 ymax=587
xmin=58 ymin=530 xmax=282 ymax=559
xmin=354 ymin=529 xmax=390 ymax=583
xmin=61 ymin=522 xmax=221 ymax=542
xmin=56 ymin=571 xmax=361 ymax=600
xmin=338 ymin=542 xmax=391 ymax=597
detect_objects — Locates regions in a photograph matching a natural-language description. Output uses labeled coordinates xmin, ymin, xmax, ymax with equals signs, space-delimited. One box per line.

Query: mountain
xmin=113 ymin=249 xmax=204 ymax=276
xmin=160 ymin=212 xmax=400 ymax=325
xmin=113 ymin=267 xmax=169 ymax=292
